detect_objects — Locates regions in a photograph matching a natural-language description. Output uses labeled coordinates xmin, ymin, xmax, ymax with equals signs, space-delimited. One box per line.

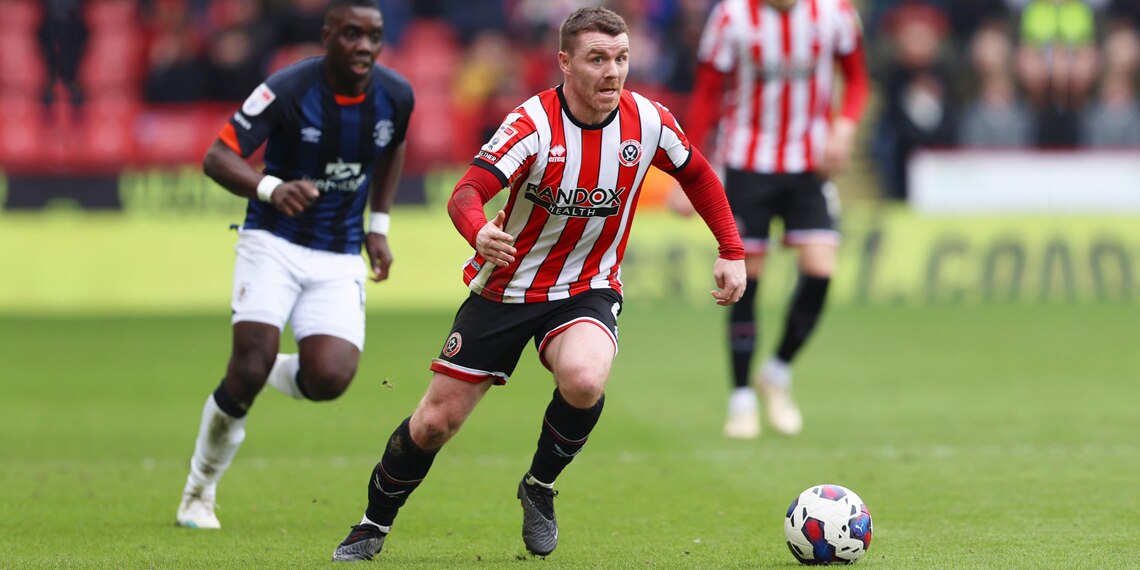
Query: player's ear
xmin=558 ymin=51 xmax=571 ymax=74
xmin=320 ymin=23 xmax=332 ymax=45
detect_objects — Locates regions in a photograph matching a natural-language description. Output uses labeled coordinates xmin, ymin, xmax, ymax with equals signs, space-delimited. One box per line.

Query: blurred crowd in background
xmin=7 ymin=0 xmax=1140 ymax=201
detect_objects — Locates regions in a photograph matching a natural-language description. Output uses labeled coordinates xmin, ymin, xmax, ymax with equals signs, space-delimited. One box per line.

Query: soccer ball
xmin=784 ymin=484 xmax=873 ymax=565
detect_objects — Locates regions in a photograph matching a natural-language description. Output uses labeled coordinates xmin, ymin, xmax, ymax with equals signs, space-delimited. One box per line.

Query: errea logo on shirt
xmin=548 ymin=144 xmax=566 ymax=163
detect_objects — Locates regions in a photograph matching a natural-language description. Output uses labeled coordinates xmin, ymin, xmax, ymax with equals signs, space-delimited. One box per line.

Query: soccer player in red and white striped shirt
xmin=682 ymin=0 xmax=870 ymax=440
xmin=333 ymin=7 xmax=746 ymax=561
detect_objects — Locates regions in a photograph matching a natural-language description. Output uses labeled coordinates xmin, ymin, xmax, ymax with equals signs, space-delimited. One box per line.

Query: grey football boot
xmin=332 ymin=524 xmax=387 ymax=562
xmin=517 ymin=474 xmax=559 ymax=556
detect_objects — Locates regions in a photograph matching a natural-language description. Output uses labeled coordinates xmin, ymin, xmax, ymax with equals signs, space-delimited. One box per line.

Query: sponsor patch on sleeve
xmin=242 ymin=83 xmax=277 ymax=117
xmin=481 ymin=112 xmax=525 ymax=154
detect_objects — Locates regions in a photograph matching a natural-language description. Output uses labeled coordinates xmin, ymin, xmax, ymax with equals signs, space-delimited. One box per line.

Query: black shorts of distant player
xmin=430 ymin=289 xmax=623 ymax=386
xmin=724 ymin=168 xmax=839 ymax=251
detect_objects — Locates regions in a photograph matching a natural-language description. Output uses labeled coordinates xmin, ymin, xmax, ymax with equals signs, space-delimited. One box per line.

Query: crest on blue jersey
xmin=374 ymin=120 xmax=393 ymax=148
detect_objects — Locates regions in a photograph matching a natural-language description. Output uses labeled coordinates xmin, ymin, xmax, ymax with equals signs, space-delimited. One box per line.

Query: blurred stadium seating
xmin=4 ymin=0 xmax=1140 ymax=206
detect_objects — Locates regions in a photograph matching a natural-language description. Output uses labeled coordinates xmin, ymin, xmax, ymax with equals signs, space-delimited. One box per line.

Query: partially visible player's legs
xmin=179 ymin=230 xmax=300 ymax=529
xmin=178 ymin=321 xmax=279 ymax=529
xmin=518 ymin=321 xmax=614 ymax=556
xmin=264 ymin=353 xmax=302 ymax=399
xmin=725 ymin=253 xmax=765 ymax=439
xmin=333 ymin=373 xmax=492 ymax=561
xmin=267 ymin=336 xmax=360 ymax=400
xmin=760 ymin=242 xmax=836 ymax=436
xmin=271 ymin=251 xmax=367 ymax=401
xmin=721 ymin=168 xmax=775 ymax=439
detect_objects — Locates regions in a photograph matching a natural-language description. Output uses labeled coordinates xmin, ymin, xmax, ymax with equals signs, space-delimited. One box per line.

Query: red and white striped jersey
xmin=464 ymin=86 xmax=692 ymax=303
xmin=698 ymin=0 xmax=864 ymax=173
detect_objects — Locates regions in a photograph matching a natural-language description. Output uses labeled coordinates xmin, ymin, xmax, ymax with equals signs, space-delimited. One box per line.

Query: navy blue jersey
xmin=221 ymin=56 xmax=414 ymax=254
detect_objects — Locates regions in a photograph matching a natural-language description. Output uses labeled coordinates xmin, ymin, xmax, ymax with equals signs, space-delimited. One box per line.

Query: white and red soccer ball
xmin=784 ymin=484 xmax=873 ymax=565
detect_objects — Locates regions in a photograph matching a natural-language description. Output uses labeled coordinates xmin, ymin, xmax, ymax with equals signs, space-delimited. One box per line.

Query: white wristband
xmin=369 ymin=212 xmax=391 ymax=236
xmin=256 ymin=175 xmax=283 ymax=203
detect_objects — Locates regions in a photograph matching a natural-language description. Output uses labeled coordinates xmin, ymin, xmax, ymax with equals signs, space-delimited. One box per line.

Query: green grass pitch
xmin=1 ymin=302 xmax=1136 ymax=568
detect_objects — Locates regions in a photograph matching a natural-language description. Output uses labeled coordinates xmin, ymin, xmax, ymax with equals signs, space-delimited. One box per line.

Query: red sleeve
xmin=447 ymin=164 xmax=503 ymax=248
xmin=669 ymin=148 xmax=744 ymax=260
xmin=836 ymin=39 xmax=870 ymax=123
xmin=685 ymin=62 xmax=728 ymax=153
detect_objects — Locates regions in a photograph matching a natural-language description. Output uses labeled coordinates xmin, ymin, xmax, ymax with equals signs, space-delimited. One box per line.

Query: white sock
xmin=359 ymin=515 xmax=391 ymax=534
xmin=266 ymin=353 xmax=303 ymax=399
xmin=184 ymin=394 xmax=247 ymax=495
xmin=760 ymin=357 xmax=792 ymax=389
xmin=525 ymin=473 xmax=555 ymax=489
xmin=728 ymin=386 xmax=758 ymax=413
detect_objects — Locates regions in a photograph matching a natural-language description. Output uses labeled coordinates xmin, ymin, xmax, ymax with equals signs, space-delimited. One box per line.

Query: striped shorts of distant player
xmin=429 ymin=289 xmax=623 ymax=386
xmin=724 ymin=168 xmax=841 ymax=255
xmin=230 ymin=229 xmax=367 ymax=350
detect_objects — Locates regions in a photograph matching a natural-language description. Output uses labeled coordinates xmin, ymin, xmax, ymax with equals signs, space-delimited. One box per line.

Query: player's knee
xmin=557 ymin=369 xmax=607 ymax=408
xmin=300 ymin=360 xmax=357 ymax=401
xmin=411 ymin=407 xmax=462 ymax=449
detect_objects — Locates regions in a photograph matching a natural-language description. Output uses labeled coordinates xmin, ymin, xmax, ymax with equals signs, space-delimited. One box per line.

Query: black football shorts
xmin=429 ymin=289 xmax=622 ymax=385
xmin=724 ymin=168 xmax=840 ymax=252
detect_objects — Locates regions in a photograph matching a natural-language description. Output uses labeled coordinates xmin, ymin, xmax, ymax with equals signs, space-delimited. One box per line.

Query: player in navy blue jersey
xmin=175 ymin=0 xmax=413 ymax=530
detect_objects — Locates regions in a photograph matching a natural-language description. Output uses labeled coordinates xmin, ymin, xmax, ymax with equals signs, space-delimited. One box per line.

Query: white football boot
xmin=757 ymin=358 xmax=803 ymax=436
xmin=176 ymin=491 xmax=220 ymax=529
xmin=723 ymin=387 xmax=760 ymax=439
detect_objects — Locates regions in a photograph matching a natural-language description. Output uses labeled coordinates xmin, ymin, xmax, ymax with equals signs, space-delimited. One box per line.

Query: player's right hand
xmin=475 ymin=210 xmax=516 ymax=268
xmin=271 ymin=180 xmax=320 ymax=217
xmin=710 ymin=257 xmax=746 ymax=306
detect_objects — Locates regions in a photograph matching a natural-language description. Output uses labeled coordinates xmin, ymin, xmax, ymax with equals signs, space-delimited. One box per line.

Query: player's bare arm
xmin=365 ymin=140 xmax=406 ymax=282
xmin=821 ymin=117 xmax=857 ymax=176
xmin=202 ymin=140 xmax=319 ymax=217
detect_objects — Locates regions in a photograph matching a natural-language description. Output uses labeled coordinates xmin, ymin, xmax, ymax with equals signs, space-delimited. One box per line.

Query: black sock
xmin=775 ymin=275 xmax=830 ymax=363
xmin=728 ymin=278 xmax=760 ymax=389
xmin=212 ymin=379 xmax=249 ymax=418
xmin=365 ymin=417 xmax=438 ymax=527
xmin=528 ymin=389 xmax=604 ymax=484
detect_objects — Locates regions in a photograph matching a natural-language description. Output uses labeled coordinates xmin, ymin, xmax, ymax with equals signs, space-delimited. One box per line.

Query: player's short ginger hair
xmin=559 ymin=7 xmax=628 ymax=54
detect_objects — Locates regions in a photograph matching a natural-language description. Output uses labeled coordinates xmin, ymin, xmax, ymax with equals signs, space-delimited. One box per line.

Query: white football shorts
xmin=231 ymin=229 xmax=367 ymax=350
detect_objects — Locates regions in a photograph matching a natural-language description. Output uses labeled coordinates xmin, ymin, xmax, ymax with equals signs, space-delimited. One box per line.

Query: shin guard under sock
xmin=775 ymin=275 xmax=830 ymax=363
xmin=528 ymin=389 xmax=604 ymax=484
xmin=365 ymin=417 xmax=438 ymax=527
xmin=729 ymin=278 xmax=760 ymax=388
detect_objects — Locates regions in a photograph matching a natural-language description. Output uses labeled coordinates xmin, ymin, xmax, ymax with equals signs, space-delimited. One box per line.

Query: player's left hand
xmin=820 ymin=117 xmax=857 ymax=176
xmin=710 ymin=257 xmax=746 ymax=306
xmin=366 ymin=233 xmax=393 ymax=282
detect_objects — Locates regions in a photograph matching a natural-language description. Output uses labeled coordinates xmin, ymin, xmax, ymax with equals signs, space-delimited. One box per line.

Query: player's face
xmin=765 ymin=0 xmax=799 ymax=10
xmin=559 ymin=31 xmax=630 ymax=123
xmin=322 ymin=7 xmax=384 ymax=83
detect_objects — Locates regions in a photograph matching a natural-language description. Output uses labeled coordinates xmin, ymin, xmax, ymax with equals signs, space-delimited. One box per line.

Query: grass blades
xmin=1 ymin=303 xmax=1136 ymax=568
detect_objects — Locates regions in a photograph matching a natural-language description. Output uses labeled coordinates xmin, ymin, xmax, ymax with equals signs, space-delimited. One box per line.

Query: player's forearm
xmin=369 ymin=141 xmax=407 ymax=214
xmin=672 ymin=150 xmax=744 ymax=260
xmin=447 ymin=164 xmax=503 ymax=248
xmin=203 ymin=140 xmax=264 ymax=200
